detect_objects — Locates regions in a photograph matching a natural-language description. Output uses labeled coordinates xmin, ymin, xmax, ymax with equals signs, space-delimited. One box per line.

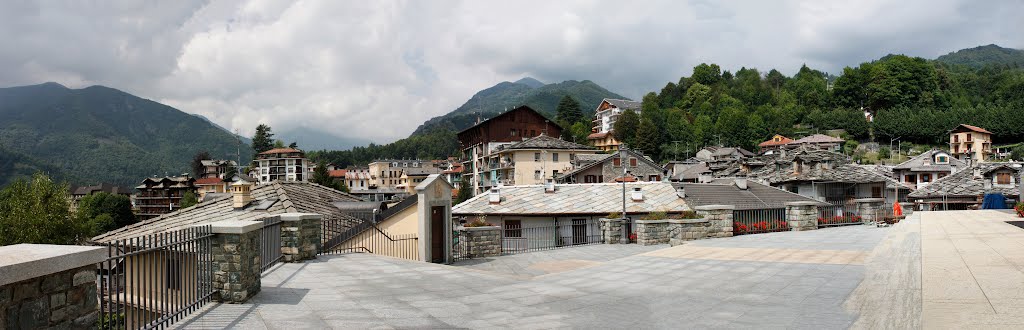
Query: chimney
xmin=544 ymin=179 xmax=556 ymax=193
xmin=488 ymin=187 xmax=501 ymax=204
xmin=631 ymin=187 xmax=644 ymax=202
xmin=734 ymin=178 xmax=748 ymax=190
xmin=232 ymin=180 xmax=253 ymax=209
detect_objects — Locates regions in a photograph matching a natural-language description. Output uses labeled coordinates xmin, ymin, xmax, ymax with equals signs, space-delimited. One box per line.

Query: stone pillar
xmin=279 ymin=213 xmax=323 ymax=262
xmin=600 ymin=218 xmax=627 ymax=244
xmin=462 ymin=226 xmax=501 ymax=258
xmin=695 ymin=205 xmax=735 ymax=238
xmin=209 ymin=221 xmax=263 ymax=303
xmin=666 ymin=219 xmax=710 ymax=246
xmin=785 ymin=201 xmax=820 ymax=231
xmin=855 ymin=198 xmax=886 ymax=224
xmin=0 ymin=244 xmax=106 ymax=329
xmin=635 ymin=220 xmax=669 ymax=245
xmin=899 ymin=202 xmax=915 ymax=217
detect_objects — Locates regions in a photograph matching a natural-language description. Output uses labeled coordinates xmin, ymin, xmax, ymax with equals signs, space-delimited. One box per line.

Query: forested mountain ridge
xmin=409 ymin=78 xmax=627 ymax=136
xmin=936 ymin=44 xmax=1024 ymax=69
xmin=0 ymin=83 xmax=252 ymax=187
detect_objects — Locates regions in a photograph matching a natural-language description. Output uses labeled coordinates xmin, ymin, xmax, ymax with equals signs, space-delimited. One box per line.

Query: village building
xmin=949 ymin=124 xmax=993 ymax=163
xmin=695 ymin=146 xmax=754 ymax=162
xmin=367 ymin=159 xmax=441 ymax=191
xmin=457 ymin=106 xmax=562 ymax=195
xmin=134 ymin=176 xmax=198 ymax=220
xmin=199 ymin=160 xmax=237 ymax=179
xmin=194 ymin=177 xmax=229 ymax=200
xmin=675 ymin=178 xmax=826 ymax=210
xmin=68 ymin=183 xmax=132 ymax=212
xmin=489 ymin=134 xmax=598 ymax=186
xmin=254 ymin=148 xmax=310 ymax=184
xmin=557 ymin=148 xmax=666 ymax=184
xmin=441 ymin=160 xmax=464 ymax=191
xmin=585 ymin=99 xmax=642 ymax=152
xmin=757 ymin=135 xmax=795 ymax=154
xmin=344 ymin=167 xmax=373 ymax=191
xmin=907 ymin=163 xmax=1021 ymax=210
xmin=892 ymin=149 xmax=965 ymax=190
xmin=667 ymin=161 xmax=712 ymax=183
xmin=788 ymin=134 xmax=845 ymax=152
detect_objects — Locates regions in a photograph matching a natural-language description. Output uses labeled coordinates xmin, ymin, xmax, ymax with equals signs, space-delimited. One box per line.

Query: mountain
xmin=935 ymin=44 xmax=1024 ymax=68
xmin=410 ymin=78 xmax=627 ymax=136
xmin=0 ymin=82 xmax=252 ymax=187
xmin=276 ymin=126 xmax=372 ymax=151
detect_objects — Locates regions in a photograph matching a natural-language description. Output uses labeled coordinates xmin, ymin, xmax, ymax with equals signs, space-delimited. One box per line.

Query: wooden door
xmin=430 ymin=206 xmax=445 ymax=263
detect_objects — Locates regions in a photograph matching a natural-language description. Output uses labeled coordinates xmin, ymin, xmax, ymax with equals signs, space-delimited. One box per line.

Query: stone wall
xmin=667 ymin=219 xmax=710 ymax=246
xmin=786 ymin=202 xmax=820 ymax=231
xmin=280 ymin=213 xmax=322 ymax=262
xmin=1 ymin=265 xmax=98 ymax=329
xmin=600 ymin=218 xmax=627 ymax=244
xmin=695 ymin=205 xmax=734 ymax=238
xmin=210 ymin=221 xmax=262 ymax=303
xmin=0 ymin=244 xmax=105 ymax=329
xmin=635 ymin=220 xmax=670 ymax=245
xmin=462 ymin=226 xmax=501 ymax=258
xmin=856 ymin=198 xmax=885 ymax=224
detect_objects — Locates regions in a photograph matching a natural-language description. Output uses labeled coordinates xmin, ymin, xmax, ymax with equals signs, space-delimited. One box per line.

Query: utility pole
xmin=672 ymin=141 xmax=682 ymax=161
xmin=620 ymin=144 xmax=629 ymax=240
xmin=889 ymin=136 xmax=901 ymax=164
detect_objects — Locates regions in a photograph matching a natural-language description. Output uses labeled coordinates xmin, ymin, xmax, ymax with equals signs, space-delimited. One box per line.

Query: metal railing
xmin=319 ymin=216 xmax=419 ymax=261
xmin=260 ymin=217 xmax=283 ymax=273
xmin=732 ymin=208 xmax=789 ymax=235
xmin=817 ymin=204 xmax=862 ymax=227
xmin=453 ymin=221 xmax=602 ymax=261
xmin=97 ymin=225 xmax=214 ymax=330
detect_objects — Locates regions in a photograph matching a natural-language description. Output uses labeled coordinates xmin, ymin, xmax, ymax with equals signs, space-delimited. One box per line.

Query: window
xmin=872 ymin=186 xmax=882 ymax=198
xmin=534 ymin=170 xmax=542 ymax=180
xmin=570 ymin=153 xmax=576 ymax=161
xmin=552 ymin=153 xmax=559 ymax=162
xmin=510 ymin=129 xmax=517 ymax=136
xmin=967 ymin=134 xmax=973 ymax=142
xmin=534 ymin=153 xmax=541 ymax=161
xmin=905 ymin=175 xmax=917 ymax=183
xmin=649 ymin=175 xmax=660 ymax=181
xmin=997 ymin=173 xmax=1012 ymax=185
xmin=504 ymin=220 xmax=522 ymax=238
xmin=630 ymin=158 xmax=638 ymax=167
xmin=552 ymin=170 xmax=559 ymax=177
xmin=953 ymin=135 xmax=959 ymax=143
xmin=936 ymin=156 xmax=948 ymax=164
xmin=166 ymin=257 xmax=181 ymax=290
xmin=584 ymin=175 xmax=597 ymax=183
xmin=613 ymin=157 xmax=621 ymax=167
xmin=921 ymin=174 xmax=931 ymax=183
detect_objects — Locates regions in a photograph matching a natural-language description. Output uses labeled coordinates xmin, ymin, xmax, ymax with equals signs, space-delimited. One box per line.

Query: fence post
xmin=0 ymin=244 xmax=105 ymax=329
xmin=209 ymin=221 xmax=262 ymax=303
xmin=855 ymin=198 xmax=885 ymax=224
xmin=695 ymin=205 xmax=735 ymax=238
xmin=785 ymin=202 xmax=820 ymax=231
xmin=462 ymin=226 xmax=501 ymax=258
xmin=600 ymin=218 xmax=627 ymax=244
xmin=279 ymin=213 xmax=323 ymax=262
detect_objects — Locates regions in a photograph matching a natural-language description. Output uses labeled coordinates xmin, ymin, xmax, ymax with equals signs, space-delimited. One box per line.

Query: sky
xmin=0 ymin=0 xmax=1021 ymax=143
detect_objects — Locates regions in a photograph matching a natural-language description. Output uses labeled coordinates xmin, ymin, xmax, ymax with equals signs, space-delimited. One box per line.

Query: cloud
xmin=0 ymin=0 xmax=1021 ymax=143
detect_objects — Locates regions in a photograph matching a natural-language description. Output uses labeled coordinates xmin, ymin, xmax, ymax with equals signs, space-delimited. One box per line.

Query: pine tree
xmin=191 ymin=150 xmax=211 ymax=177
xmin=634 ymin=118 xmax=662 ymax=157
xmin=252 ymin=124 xmax=275 ymax=154
xmin=180 ymin=191 xmax=198 ymax=208
xmin=455 ymin=176 xmax=472 ymax=205
xmin=613 ymin=109 xmax=640 ymax=147
xmin=555 ymin=95 xmax=583 ymax=125
xmin=311 ymin=159 xmax=342 ymax=191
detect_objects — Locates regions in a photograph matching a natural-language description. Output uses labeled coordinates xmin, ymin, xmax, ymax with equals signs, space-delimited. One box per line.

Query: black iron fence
xmin=500 ymin=221 xmax=602 ymax=255
xmin=732 ymin=208 xmax=789 ymax=235
xmin=319 ymin=216 xmax=419 ymax=261
xmin=97 ymin=225 xmax=214 ymax=330
xmin=817 ymin=204 xmax=862 ymax=227
xmin=260 ymin=217 xmax=283 ymax=273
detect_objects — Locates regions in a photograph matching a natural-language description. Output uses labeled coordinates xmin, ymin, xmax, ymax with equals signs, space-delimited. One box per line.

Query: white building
xmin=254 ymin=148 xmax=310 ymax=184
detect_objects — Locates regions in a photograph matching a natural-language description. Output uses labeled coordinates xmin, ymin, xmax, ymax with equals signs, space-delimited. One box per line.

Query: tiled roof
xmin=602 ymin=99 xmax=641 ymax=111
xmin=759 ymin=136 xmax=795 ymax=147
xmin=328 ymin=169 xmax=347 ymax=178
xmin=508 ymin=134 xmax=595 ymax=150
xmin=671 ymin=163 xmax=710 ymax=181
xmin=793 ymin=134 xmax=844 ymax=144
xmin=558 ymin=149 xmax=659 ymax=181
xmin=70 ymin=183 xmax=131 ymax=196
xmin=259 ymin=148 xmax=302 ymax=155
xmin=194 ymin=177 xmax=224 ymax=185
xmin=587 ymin=132 xmax=610 ymax=139
xmin=908 ymin=163 xmax=1022 ymax=198
xmin=200 ymin=160 xmax=237 ymax=167
xmin=712 ymin=147 xmax=754 ymax=157
xmin=92 ymin=182 xmax=365 ymax=243
xmin=677 ymin=179 xmax=826 ymax=210
xmin=950 ymin=124 xmax=992 ymax=134
xmin=452 ymin=182 xmax=689 ymax=216
xmin=893 ymin=149 xmax=965 ymax=172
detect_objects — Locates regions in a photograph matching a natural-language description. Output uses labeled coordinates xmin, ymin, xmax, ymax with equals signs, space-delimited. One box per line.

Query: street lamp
xmin=889 ymin=136 xmax=901 ymax=164
xmin=620 ymin=144 xmax=629 ymax=241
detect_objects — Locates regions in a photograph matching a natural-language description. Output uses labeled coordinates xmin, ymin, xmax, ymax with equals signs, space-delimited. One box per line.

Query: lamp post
xmin=889 ymin=136 xmax=901 ymax=164
xmin=620 ymin=144 xmax=629 ymax=241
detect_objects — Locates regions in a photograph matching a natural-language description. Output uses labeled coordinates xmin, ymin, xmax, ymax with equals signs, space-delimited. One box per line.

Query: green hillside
xmin=936 ymin=44 xmax=1024 ymax=68
xmin=0 ymin=83 xmax=251 ymax=187
xmin=410 ymin=78 xmax=627 ymax=136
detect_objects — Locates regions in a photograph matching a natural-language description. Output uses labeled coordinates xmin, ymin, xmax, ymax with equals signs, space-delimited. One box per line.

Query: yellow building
xmin=586 ymin=98 xmax=641 ymax=151
xmin=491 ymin=135 xmax=598 ymax=186
xmin=949 ymin=124 xmax=993 ymax=163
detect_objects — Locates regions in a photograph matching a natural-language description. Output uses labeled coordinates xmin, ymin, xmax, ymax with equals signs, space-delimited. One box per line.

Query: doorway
xmin=571 ymin=219 xmax=587 ymax=245
xmin=430 ymin=206 xmax=446 ymax=263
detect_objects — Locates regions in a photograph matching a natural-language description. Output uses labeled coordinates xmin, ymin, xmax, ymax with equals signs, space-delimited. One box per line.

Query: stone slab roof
xmin=452 ymin=182 xmax=689 ymax=216
xmin=893 ymin=149 xmax=965 ymax=172
xmin=793 ymin=134 xmax=845 ymax=144
xmin=603 ymin=98 xmax=641 ymax=111
xmin=676 ymin=179 xmax=827 ymax=210
xmin=508 ymin=134 xmax=595 ymax=150
xmin=92 ymin=182 xmax=364 ymax=243
xmin=908 ymin=163 xmax=1022 ymax=199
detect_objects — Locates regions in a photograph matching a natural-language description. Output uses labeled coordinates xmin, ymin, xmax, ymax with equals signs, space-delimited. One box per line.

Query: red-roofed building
xmin=328 ymin=169 xmax=347 ymax=179
xmin=757 ymin=135 xmax=795 ymax=153
xmin=194 ymin=177 xmax=228 ymax=199
xmin=949 ymin=124 xmax=993 ymax=163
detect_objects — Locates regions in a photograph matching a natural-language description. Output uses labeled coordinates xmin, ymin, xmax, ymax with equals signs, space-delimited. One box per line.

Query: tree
xmin=613 ymin=109 xmax=640 ymax=147
xmin=273 ymin=140 xmax=286 ymax=149
xmin=568 ymin=122 xmax=591 ymax=145
xmin=0 ymin=173 xmax=90 ymax=245
xmin=455 ymin=176 xmax=473 ymax=205
xmin=1012 ymin=145 xmax=1024 ymax=161
xmin=180 ymin=191 xmax=198 ymax=209
xmin=878 ymin=147 xmax=891 ymax=161
xmin=288 ymin=142 xmax=298 ymax=149
xmin=191 ymin=150 xmax=211 ymax=178
xmin=252 ymin=124 xmax=275 ymax=154
xmin=634 ymin=118 xmax=662 ymax=157
xmin=555 ymin=95 xmax=583 ymax=126
xmin=311 ymin=159 xmax=343 ymax=191
xmin=77 ymin=192 xmax=136 ymax=233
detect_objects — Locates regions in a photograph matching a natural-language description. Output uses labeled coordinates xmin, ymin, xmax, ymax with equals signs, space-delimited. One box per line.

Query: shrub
xmin=1015 ymin=202 xmax=1024 ymax=218
xmin=465 ymin=216 xmax=491 ymax=227
xmin=669 ymin=211 xmax=701 ymax=219
xmin=641 ymin=211 xmax=667 ymax=220
xmin=606 ymin=212 xmax=621 ymax=219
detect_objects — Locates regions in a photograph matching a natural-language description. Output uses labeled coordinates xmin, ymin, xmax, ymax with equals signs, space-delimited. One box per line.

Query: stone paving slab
xmin=177 ymin=225 xmax=893 ymax=329
xmin=450 ymin=243 xmax=667 ymax=277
